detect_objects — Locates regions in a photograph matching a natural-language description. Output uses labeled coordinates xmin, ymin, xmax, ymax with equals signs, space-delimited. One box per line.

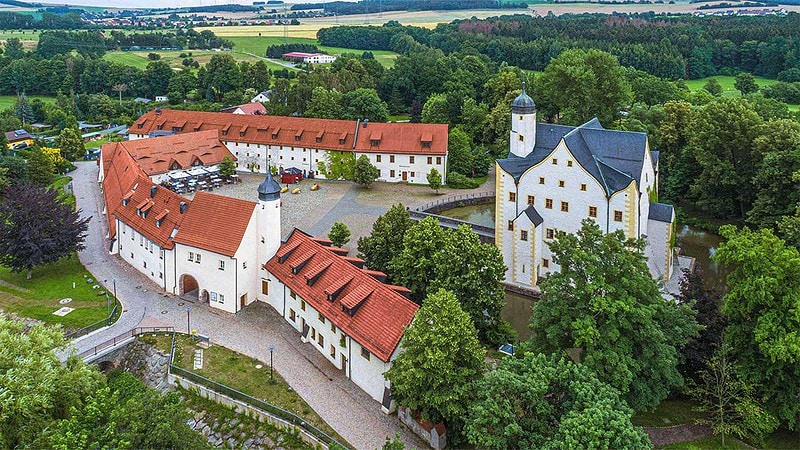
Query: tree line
xmin=292 ymin=0 xmax=527 ymax=14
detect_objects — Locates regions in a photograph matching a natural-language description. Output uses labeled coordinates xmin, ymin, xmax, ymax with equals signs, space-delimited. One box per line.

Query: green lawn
xmin=684 ymin=75 xmax=780 ymax=97
xmin=226 ymin=36 xmax=400 ymax=68
xmin=0 ymin=95 xmax=55 ymax=111
xmin=142 ymin=333 xmax=347 ymax=446
xmin=661 ymin=435 xmax=749 ymax=450
xmin=632 ymin=399 xmax=702 ymax=427
xmin=0 ymin=256 xmax=116 ymax=330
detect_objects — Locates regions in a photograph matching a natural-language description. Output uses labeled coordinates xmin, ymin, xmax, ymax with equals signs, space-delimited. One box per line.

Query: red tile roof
xmin=132 ymin=109 xmax=448 ymax=156
xmin=221 ymin=103 xmax=267 ymax=115
xmin=172 ymin=191 xmax=256 ymax=257
xmin=264 ymin=230 xmax=419 ymax=362
xmin=101 ymin=136 xmax=256 ymax=256
xmin=105 ymin=130 xmax=235 ymax=176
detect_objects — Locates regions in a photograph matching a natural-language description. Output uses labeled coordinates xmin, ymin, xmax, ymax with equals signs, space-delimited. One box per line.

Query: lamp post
xmin=185 ymin=306 xmax=191 ymax=335
xmin=268 ymin=345 xmax=275 ymax=382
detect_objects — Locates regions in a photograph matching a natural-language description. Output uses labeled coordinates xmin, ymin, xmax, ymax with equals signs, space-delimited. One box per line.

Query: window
xmin=411 ymin=172 xmax=415 ymax=178
xmin=290 ymin=290 xmax=297 ymax=300
xmin=552 ymin=158 xmax=558 ymax=165
xmin=589 ymin=206 xmax=598 ymax=218
xmin=330 ymin=323 xmax=335 ymax=333
xmin=546 ymin=228 xmax=555 ymax=239
xmin=261 ymin=280 xmax=269 ymax=295
xmin=219 ymin=294 xmax=224 ymax=304
xmin=376 ymin=155 xmax=381 ymax=163
xmin=509 ymin=192 xmax=516 ymax=202
xmin=218 ymin=260 xmax=225 ymax=271
xmin=580 ymin=183 xmax=587 ymax=191
xmin=390 ymin=155 xmax=395 ymax=163
xmin=188 ymin=252 xmax=194 ymax=262
xmin=243 ymin=261 xmax=247 ymax=269
xmin=545 ymin=198 xmax=553 ymax=209
xmin=211 ymin=292 xmax=218 ymax=302
xmin=390 ymin=170 xmax=395 ymax=178
xmin=311 ymin=328 xmax=316 ymax=340
xmin=539 ymin=177 xmax=545 ymax=185
xmin=318 ymin=334 xmax=324 ymax=347
xmin=300 ymin=299 xmax=306 ymax=311
xmin=520 ymin=230 xmax=528 ymax=241
xmin=436 ymin=157 xmax=442 ymax=164
xmin=527 ymin=195 xmax=535 ymax=205
xmin=518 ymin=134 xmax=524 ymax=141
xmin=330 ymin=344 xmax=336 ymax=358
xmin=567 ymin=160 xmax=573 ymax=167
xmin=195 ymin=254 xmax=201 ymax=264
xmin=318 ymin=312 xmax=326 ymax=324
xmin=558 ymin=180 xmax=565 ymax=188
xmin=409 ymin=156 xmax=415 ymax=164
xmin=427 ymin=157 xmax=432 ymax=164
xmin=143 ymin=261 xmax=147 ymax=269
xmin=543 ymin=258 xmax=550 ymax=268
xmin=289 ymin=309 xmax=296 ymax=322
xmin=361 ymin=345 xmax=371 ymax=361
xmin=614 ymin=210 xmax=623 ymax=222
xmin=130 ymin=252 xmax=134 ymax=258
xmin=507 ymin=220 xmax=514 ymax=231
xmin=561 ymin=201 xmax=569 ymax=212
xmin=159 ymin=272 xmax=163 ymax=279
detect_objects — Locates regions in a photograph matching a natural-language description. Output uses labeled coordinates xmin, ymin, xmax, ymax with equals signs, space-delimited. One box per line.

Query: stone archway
xmin=180 ymin=274 xmax=199 ymax=301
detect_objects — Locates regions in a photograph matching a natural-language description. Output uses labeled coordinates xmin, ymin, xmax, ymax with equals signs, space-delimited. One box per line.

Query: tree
xmin=0 ymin=156 xmax=27 ymax=183
xmin=747 ymin=119 xmax=800 ymax=230
xmin=219 ymin=156 xmax=236 ymax=178
xmin=0 ymin=316 xmax=103 ymax=448
xmin=57 ymin=126 xmax=85 ymax=162
xmin=703 ymin=78 xmax=723 ymax=96
xmin=40 ymin=371 xmax=209 ymax=449
xmin=382 ymin=433 xmax=405 ymax=450
xmin=4 ymin=37 xmax=25 ymax=60
xmin=464 ymin=353 xmax=651 ymax=450
xmin=447 ymin=127 xmax=474 ymax=177
xmin=421 ymin=93 xmax=448 ymax=124
xmin=409 ymin=99 xmax=422 ymax=123
xmin=202 ymin=54 xmax=243 ymax=102
xmin=318 ymin=151 xmax=356 ymax=180
xmin=352 ymin=154 xmax=379 ymax=188
xmin=688 ymin=345 xmax=778 ymax=446
xmin=426 ymin=168 xmax=441 ymax=193
xmin=111 ymin=83 xmax=128 ymax=106
xmin=327 ymin=222 xmax=351 ymax=248
xmin=734 ymin=72 xmax=758 ymax=95
xmin=538 ymin=49 xmax=631 ymax=125
xmin=678 ymin=266 xmax=726 ymax=382
xmin=14 ymin=93 xmax=34 ymax=125
xmin=384 ymin=289 xmax=486 ymax=424
xmin=0 ymin=183 xmax=89 ymax=279
xmin=343 ymin=88 xmax=388 ymax=122
xmin=305 ymin=87 xmax=345 ymax=119
xmin=142 ymin=61 xmax=173 ymax=99
xmin=390 ymin=217 xmax=446 ymax=302
xmin=529 ymin=220 xmax=699 ymax=412
xmin=713 ymin=225 xmax=800 ymax=427
xmin=357 ymin=204 xmax=413 ymax=276
xmin=147 ymin=52 xmax=161 ymax=60
xmin=26 ymin=147 xmax=55 ymax=185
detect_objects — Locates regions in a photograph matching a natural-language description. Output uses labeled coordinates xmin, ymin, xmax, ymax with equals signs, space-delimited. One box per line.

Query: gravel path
xmin=66 ymin=162 xmax=427 ymax=450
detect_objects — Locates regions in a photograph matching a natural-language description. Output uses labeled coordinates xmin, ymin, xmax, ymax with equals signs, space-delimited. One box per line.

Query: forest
xmin=291 ymin=0 xmax=527 ymax=14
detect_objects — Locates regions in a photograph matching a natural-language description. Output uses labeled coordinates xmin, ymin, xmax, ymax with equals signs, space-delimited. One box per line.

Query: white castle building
xmin=495 ymin=88 xmax=676 ymax=288
xmin=100 ymin=134 xmax=418 ymax=405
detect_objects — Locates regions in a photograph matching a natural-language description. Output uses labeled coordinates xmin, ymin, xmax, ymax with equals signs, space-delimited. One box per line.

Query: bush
xmin=445 ymin=172 xmax=479 ymax=189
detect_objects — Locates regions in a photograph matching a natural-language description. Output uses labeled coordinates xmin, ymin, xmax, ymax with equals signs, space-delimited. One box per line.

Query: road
xmin=65 ymin=162 xmax=426 ymax=450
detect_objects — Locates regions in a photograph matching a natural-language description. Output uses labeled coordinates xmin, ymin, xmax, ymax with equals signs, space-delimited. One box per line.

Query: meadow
xmin=685 ymin=75 xmax=798 ymax=111
xmin=0 ymin=95 xmax=55 ymax=111
xmin=224 ymin=36 xmax=398 ymax=68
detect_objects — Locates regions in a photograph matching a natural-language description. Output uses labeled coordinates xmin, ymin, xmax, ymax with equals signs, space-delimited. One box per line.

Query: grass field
xmin=225 ymin=36 xmax=399 ymax=68
xmin=143 ymin=333 xmax=347 ymax=445
xmin=0 ymin=95 xmax=55 ymax=111
xmin=685 ymin=75 xmax=780 ymax=97
xmin=632 ymin=399 xmax=701 ymax=428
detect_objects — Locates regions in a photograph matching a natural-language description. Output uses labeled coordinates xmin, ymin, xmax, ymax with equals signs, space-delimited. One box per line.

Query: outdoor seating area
xmin=160 ymin=165 xmax=235 ymax=194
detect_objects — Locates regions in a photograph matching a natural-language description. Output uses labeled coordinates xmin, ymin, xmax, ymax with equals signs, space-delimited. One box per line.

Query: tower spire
xmin=521 ymin=72 xmax=527 ymax=94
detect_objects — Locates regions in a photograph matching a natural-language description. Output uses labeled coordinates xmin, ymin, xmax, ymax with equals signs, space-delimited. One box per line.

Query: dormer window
xmin=422 ymin=141 xmax=431 ymax=149
xmin=316 ymin=130 xmax=324 ymax=143
xmin=295 ymin=130 xmax=303 ymax=141
xmin=272 ymin=127 xmax=280 ymax=139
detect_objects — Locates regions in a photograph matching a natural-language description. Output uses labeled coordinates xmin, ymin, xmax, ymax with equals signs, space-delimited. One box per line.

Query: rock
xmin=186 ymin=418 xmax=196 ymax=428
xmin=202 ymin=425 xmax=211 ymax=437
xmin=230 ymin=418 xmax=240 ymax=428
xmin=243 ymin=438 xmax=254 ymax=448
xmin=227 ymin=437 xmax=237 ymax=447
xmin=195 ymin=411 xmax=206 ymax=422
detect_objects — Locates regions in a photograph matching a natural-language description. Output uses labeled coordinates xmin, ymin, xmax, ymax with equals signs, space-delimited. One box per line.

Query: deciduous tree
xmin=327 ymin=222 xmax=351 ymax=248
xmin=26 ymin=147 xmax=55 ymax=186
xmin=357 ymin=204 xmax=413 ymax=276
xmin=0 ymin=183 xmax=89 ymax=279
xmin=703 ymin=78 xmax=723 ymax=96
xmin=426 ymin=167 xmax=441 ymax=193
xmin=385 ymin=289 xmax=485 ymax=424
xmin=529 ymin=220 xmax=699 ymax=412
xmin=57 ymin=126 xmax=85 ymax=162
xmin=734 ymin=72 xmax=758 ymax=95
xmin=219 ymin=155 xmax=236 ymax=178
xmin=678 ymin=266 xmax=726 ymax=382
xmin=464 ymin=353 xmax=651 ymax=450
xmin=390 ymin=217 xmax=446 ymax=302
xmin=352 ymin=154 xmax=379 ymax=188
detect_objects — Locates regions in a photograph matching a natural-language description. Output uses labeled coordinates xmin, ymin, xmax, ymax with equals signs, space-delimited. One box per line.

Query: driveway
xmin=66 ymin=162 xmax=426 ymax=450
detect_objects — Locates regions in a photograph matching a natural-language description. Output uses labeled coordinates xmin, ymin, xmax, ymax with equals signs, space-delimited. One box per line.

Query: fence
xmin=65 ymin=300 xmax=120 ymax=340
xmin=78 ymin=326 xmax=174 ymax=360
xmin=167 ymin=333 xmax=347 ymax=449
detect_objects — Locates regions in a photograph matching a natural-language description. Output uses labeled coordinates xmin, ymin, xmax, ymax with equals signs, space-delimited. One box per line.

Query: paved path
xmin=66 ymin=162 xmax=426 ymax=450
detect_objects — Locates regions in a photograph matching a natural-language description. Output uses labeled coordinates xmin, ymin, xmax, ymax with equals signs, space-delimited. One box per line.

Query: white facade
xmin=496 ymin=93 xmax=674 ymax=288
xmin=251 ymin=91 xmax=271 ymax=103
xmin=155 ymin=95 xmax=169 ymax=102
xmin=303 ymin=54 xmax=337 ymax=64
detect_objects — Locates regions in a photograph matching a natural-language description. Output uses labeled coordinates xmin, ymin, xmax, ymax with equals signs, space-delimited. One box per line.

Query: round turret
xmin=257 ymin=171 xmax=281 ymax=202
xmin=512 ymin=90 xmax=536 ymax=115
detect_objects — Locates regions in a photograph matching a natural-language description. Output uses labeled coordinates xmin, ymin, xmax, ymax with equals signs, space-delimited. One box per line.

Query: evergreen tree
xmin=327 ymin=222 xmax=351 ymax=248
xmin=218 ymin=156 xmax=236 ymax=178
xmin=14 ymin=93 xmax=34 ymax=126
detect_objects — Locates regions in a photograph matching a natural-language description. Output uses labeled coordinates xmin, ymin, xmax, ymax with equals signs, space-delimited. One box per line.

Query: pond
xmin=439 ymin=203 xmax=726 ymax=338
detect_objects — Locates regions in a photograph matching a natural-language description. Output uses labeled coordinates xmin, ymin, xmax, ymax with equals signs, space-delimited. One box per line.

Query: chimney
xmin=179 ymin=201 xmax=187 ymax=214
xmin=155 ymin=107 xmax=162 ymax=115
xmin=150 ymin=186 xmax=157 ymax=198
xmin=362 ymin=119 xmax=369 ymax=128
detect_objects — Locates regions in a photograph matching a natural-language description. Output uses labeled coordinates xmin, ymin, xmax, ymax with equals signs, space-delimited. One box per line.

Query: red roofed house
xmin=130 ymin=109 xmax=448 ymax=185
xmin=221 ymin=102 xmax=267 ymax=115
xmin=263 ymin=229 xmax=419 ymax=407
xmin=100 ymin=131 xmax=282 ymax=315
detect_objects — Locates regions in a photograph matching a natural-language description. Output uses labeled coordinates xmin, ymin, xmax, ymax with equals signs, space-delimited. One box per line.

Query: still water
xmin=439 ymin=203 xmax=725 ymax=338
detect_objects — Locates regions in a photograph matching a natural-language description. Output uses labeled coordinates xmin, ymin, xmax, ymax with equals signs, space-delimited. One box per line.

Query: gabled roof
xmin=5 ymin=129 xmax=31 ymax=142
xmin=173 ymin=191 xmax=256 ymax=257
xmin=221 ymin=102 xmax=267 ymax=115
xmin=103 ymin=130 xmax=234 ymax=176
xmin=517 ymin=205 xmax=543 ymax=226
xmin=132 ymin=109 xmax=448 ymax=156
xmin=264 ymin=230 xmax=419 ymax=362
xmin=497 ymin=118 xmax=649 ymax=196
xmin=649 ymin=202 xmax=674 ymax=223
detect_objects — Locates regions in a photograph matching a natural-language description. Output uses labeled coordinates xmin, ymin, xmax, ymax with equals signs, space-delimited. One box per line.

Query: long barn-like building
xmin=130 ymin=109 xmax=449 ymax=185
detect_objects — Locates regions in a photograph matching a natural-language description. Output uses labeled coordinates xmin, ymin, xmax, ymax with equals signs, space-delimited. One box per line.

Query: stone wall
xmin=106 ymin=339 xmax=171 ymax=391
xmin=398 ymin=406 xmax=446 ymax=450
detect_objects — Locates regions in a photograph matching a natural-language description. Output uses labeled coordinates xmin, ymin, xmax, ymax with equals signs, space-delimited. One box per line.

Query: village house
xmin=129 ymin=109 xmax=449 ymax=185
xmin=251 ymin=91 xmax=271 ymax=103
xmin=221 ymin=102 xmax=267 ymax=115
xmin=495 ymin=88 xmax=676 ymax=288
xmin=100 ymin=131 xmax=418 ymax=406
xmin=281 ymin=52 xmax=338 ymax=64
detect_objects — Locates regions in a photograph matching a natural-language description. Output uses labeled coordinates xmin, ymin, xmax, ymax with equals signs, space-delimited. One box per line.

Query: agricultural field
xmin=224 ymin=36 xmax=398 ymax=68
